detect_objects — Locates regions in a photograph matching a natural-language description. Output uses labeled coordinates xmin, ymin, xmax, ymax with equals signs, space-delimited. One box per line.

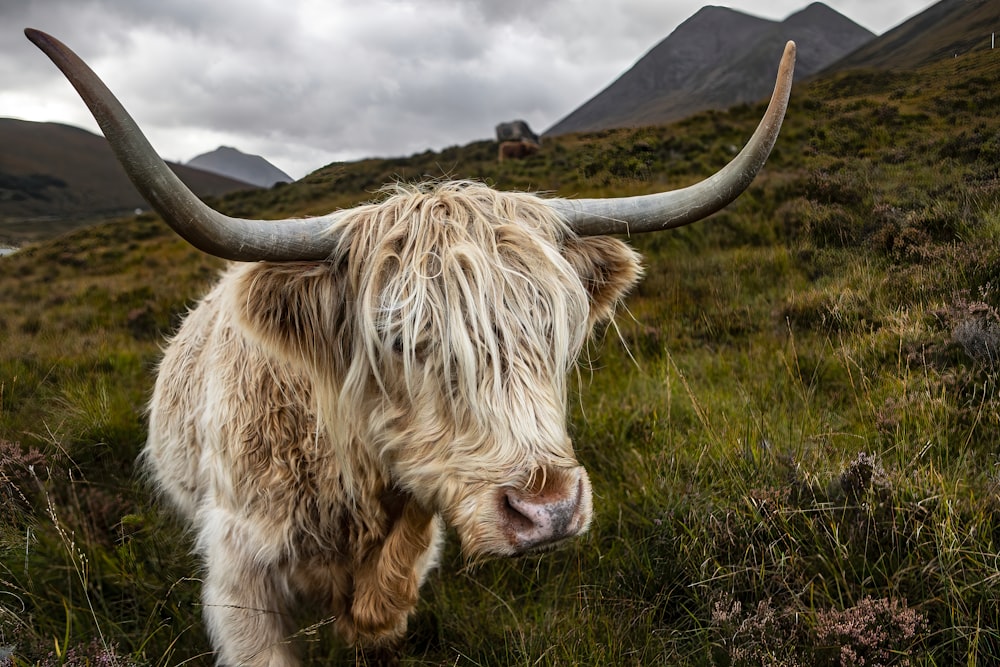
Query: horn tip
xmin=24 ymin=28 xmax=58 ymax=52
xmin=25 ymin=27 xmax=45 ymax=43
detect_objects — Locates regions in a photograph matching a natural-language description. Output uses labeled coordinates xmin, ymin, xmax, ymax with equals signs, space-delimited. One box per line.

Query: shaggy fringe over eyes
xmin=332 ymin=181 xmax=591 ymax=419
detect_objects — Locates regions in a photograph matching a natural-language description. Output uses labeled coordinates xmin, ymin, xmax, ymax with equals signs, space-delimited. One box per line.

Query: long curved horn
xmin=25 ymin=29 xmax=344 ymax=261
xmin=551 ymin=40 xmax=796 ymax=236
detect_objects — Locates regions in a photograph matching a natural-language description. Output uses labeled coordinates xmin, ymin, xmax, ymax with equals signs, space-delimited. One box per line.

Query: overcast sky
xmin=3 ymin=0 xmax=938 ymax=180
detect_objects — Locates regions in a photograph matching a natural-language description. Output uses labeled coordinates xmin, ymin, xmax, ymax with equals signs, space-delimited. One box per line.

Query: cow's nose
xmin=500 ymin=467 xmax=591 ymax=551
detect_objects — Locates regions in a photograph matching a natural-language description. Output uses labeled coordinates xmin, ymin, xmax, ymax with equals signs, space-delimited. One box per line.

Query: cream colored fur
xmin=144 ymin=181 xmax=642 ymax=665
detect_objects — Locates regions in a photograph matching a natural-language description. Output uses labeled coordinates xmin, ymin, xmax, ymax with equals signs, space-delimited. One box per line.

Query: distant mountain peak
xmin=678 ymin=5 xmax=773 ymax=32
xmin=545 ymin=3 xmax=873 ymax=137
xmin=211 ymin=146 xmax=243 ymax=156
xmin=785 ymin=2 xmax=857 ymax=27
xmin=689 ymin=5 xmax=749 ymax=18
xmin=187 ymin=146 xmax=292 ymax=188
xmin=790 ymin=2 xmax=836 ymax=18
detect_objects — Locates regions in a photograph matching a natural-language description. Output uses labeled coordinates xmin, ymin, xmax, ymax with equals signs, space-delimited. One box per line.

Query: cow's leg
xmin=199 ymin=510 xmax=298 ymax=667
xmin=345 ymin=502 xmax=443 ymax=646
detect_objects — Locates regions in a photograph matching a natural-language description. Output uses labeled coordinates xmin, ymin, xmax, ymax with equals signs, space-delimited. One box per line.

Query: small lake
xmin=0 ymin=247 xmax=18 ymax=256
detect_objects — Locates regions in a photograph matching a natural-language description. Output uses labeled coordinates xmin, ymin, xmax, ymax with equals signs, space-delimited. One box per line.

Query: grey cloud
xmin=4 ymin=0 xmax=940 ymax=179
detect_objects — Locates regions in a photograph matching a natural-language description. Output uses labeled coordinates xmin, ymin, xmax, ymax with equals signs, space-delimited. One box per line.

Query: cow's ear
xmin=232 ymin=261 xmax=351 ymax=370
xmin=562 ymin=236 xmax=643 ymax=325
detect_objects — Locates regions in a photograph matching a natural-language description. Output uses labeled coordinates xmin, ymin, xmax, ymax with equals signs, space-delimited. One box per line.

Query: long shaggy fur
xmin=145 ymin=181 xmax=642 ymax=665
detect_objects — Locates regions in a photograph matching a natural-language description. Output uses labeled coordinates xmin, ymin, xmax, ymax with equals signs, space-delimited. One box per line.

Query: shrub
xmin=0 ymin=439 xmax=47 ymax=525
xmin=814 ymin=597 xmax=926 ymax=667
xmin=950 ymin=300 xmax=1000 ymax=370
xmin=710 ymin=594 xmax=803 ymax=666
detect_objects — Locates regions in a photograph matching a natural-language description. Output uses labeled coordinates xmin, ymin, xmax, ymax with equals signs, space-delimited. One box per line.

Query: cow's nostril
xmin=501 ymin=491 xmax=537 ymax=533
xmin=499 ymin=471 xmax=586 ymax=551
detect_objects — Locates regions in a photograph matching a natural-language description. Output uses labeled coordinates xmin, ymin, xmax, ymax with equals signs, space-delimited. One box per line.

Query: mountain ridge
xmin=827 ymin=0 xmax=999 ymax=71
xmin=0 ymin=118 xmax=256 ymax=243
xmin=545 ymin=2 xmax=874 ymax=137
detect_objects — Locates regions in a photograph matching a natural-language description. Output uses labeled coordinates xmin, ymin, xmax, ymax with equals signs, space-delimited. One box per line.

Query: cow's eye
xmin=391 ymin=337 xmax=404 ymax=355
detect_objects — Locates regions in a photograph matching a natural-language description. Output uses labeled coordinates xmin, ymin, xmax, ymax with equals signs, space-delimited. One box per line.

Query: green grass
xmin=3 ymin=49 xmax=1000 ymax=665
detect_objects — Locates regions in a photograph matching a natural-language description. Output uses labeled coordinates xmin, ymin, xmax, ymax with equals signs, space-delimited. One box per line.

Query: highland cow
xmin=498 ymin=139 xmax=540 ymax=162
xmin=27 ymin=28 xmax=795 ymax=667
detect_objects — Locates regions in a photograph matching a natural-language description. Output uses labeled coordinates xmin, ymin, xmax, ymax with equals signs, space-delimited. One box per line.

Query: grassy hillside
xmin=831 ymin=0 xmax=998 ymax=72
xmin=2 ymin=47 xmax=1000 ymax=665
xmin=0 ymin=119 xmax=256 ymax=245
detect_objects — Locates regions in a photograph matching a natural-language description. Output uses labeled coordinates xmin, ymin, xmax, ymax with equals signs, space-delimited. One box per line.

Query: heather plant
xmin=836 ymin=451 xmax=890 ymax=500
xmin=0 ymin=439 xmax=47 ymax=525
xmin=0 ymin=639 xmax=142 ymax=667
xmin=710 ymin=594 xmax=803 ymax=666
xmin=709 ymin=593 xmax=927 ymax=667
xmin=949 ymin=298 xmax=1000 ymax=370
xmin=814 ymin=597 xmax=926 ymax=667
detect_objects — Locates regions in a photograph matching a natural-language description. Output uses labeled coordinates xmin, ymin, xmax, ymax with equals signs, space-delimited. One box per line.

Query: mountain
xmin=828 ymin=0 xmax=999 ymax=71
xmin=187 ymin=146 xmax=292 ymax=188
xmin=545 ymin=2 xmax=874 ymax=137
xmin=0 ymin=118 xmax=255 ymax=242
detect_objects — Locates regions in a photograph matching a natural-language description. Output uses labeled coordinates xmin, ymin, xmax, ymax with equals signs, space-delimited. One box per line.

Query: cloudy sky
xmin=3 ymin=0 xmax=937 ymax=180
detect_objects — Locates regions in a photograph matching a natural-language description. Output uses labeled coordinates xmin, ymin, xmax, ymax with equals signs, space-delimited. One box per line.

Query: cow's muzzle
xmin=499 ymin=466 xmax=591 ymax=552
